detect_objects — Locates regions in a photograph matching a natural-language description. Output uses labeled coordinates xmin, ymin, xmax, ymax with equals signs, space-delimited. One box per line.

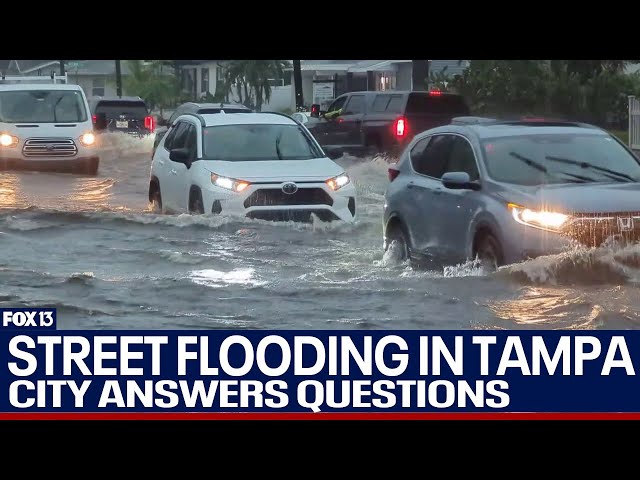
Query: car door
xmin=163 ymin=121 xmax=192 ymax=212
xmin=321 ymin=95 xmax=349 ymax=147
xmin=339 ymin=94 xmax=366 ymax=146
xmin=403 ymin=134 xmax=454 ymax=259
xmin=433 ymin=135 xmax=483 ymax=264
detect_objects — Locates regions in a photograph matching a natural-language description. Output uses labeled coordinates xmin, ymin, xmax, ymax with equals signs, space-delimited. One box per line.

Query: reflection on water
xmin=0 ymin=171 xmax=115 ymax=212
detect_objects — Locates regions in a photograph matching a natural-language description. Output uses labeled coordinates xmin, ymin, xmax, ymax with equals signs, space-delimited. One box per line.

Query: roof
xmin=429 ymin=60 xmax=470 ymax=77
xmin=292 ymin=59 xmax=468 ymax=74
xmin=91 ymin=95 xmax=144 ymax=102
xmin=425 ymin=120 xmax=606 ymax=140
xmin=69 ymin=60 xmax=132 ymax=76
xmin=0 ymin=83 xmax=83 ymax=91
xmin=198 ymin=112 xmax=296 ymax=127
xmin=183 ymin=102 xmax=250 ymax=110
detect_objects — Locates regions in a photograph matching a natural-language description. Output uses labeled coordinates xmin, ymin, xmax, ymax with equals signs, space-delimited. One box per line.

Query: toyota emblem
xmin=282 ymin=182 xmax=298 ymax=195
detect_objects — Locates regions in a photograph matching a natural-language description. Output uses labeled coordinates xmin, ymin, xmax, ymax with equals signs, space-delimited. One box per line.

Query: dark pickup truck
xmin=304 ymin=90 xmax=470 ymax=156
xmin=90 ymin=96 xmax=155 ymax=137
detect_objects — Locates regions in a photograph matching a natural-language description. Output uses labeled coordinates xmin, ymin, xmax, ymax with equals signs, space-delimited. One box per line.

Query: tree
xmin=122 ymin=60 xmax=180 ymax=118
xmin=221 ymin=60 xmax=291 ymax=111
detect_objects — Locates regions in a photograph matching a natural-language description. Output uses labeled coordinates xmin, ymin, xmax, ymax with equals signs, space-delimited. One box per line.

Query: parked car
xmin=305 ymin=90 xmax=470 ymax=157
xmin=148 ymin=110 xmax=355 ymax=223
xmin=383 ymin=117 xmax=640 ymax=270
xmin=152 ymin=102 xmax=252 ymax=157
xmin=0 ymin=78 xmax=100 ymax=175
xmin=90 ymin=96 xmax=155 ymax=138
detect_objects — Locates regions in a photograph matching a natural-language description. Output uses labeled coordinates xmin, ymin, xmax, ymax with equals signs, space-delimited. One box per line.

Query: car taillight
xmin=92 ymin=114 xmax=97 ymax=124
xmin=395 ymin=117 xmax=407 ymax=137
xmin=429 ymin=89 xmax=442 ymax=96
xmin=144 ymin=116 xmax=155 ymax=133
xmin=388 ymin=167 xmax=400 ymax=182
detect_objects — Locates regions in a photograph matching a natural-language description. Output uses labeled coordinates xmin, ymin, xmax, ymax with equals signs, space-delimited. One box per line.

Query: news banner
xmin=2 ymin=307 xmax=640 ymax=417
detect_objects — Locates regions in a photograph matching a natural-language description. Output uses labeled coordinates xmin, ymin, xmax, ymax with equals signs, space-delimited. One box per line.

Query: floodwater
xmin=1 ymin=133 xmax=640 ymax=330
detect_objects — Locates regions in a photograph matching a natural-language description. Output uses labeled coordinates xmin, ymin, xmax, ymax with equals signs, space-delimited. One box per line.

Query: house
xmin=292 ymin=60 xmax=470 ymax=110
xmin=0 ymin=60 xmax=136 ymax=98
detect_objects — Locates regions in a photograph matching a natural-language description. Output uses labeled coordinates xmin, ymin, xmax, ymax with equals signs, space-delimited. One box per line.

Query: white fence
xmin=630 ymin=96 xmax=640 ymax=150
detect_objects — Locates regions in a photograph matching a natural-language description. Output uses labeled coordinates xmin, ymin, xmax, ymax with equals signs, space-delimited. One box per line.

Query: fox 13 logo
xmin=1 ymin=309 xmax=56 ymax=330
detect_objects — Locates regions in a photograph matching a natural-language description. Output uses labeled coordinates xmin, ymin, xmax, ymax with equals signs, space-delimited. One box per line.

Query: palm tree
xmin=222 ymin=60 xmax=291 ymax=111
xmin=123 ymin=60 xmax=179 ymax=118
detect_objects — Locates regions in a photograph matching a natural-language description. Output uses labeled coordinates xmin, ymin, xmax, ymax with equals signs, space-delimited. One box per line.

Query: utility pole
xmin=293 ymin=60 xmax=303 ymax=110
xmin=115 ymin=60 xmax=122 ymax=97
xmin=59 ymin=60 xmax=65 ymax=76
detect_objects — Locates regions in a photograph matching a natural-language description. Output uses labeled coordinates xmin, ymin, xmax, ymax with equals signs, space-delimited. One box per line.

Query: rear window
xmin=372 ymin=94 xmax=404 ymax=113
xmin=95 ymin=101 xmax=148 ymax=117
xmin=202 ymin=124 xmax=323 ymax=161
xmin=405 ymin=93 xmax=469 ymax=115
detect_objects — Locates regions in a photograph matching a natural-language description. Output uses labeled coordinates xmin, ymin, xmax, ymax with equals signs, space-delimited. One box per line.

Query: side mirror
xmin=169 ymin=147 xmax=191 ymax=166
xmin=441 ymin=171 xmax=480 ymax=190
xmin=94 ymin=112 xmax=108 ymax=131
xmin=324 ymin=146 xmax=344 ymax=160
xmin=310 ymin=104 xmax=321 ymax=118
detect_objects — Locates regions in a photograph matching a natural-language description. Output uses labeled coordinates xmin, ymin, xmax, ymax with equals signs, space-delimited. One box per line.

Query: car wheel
xmin=149 ymin=181 xmax=162 ymax=213
xmin=475 ymin=233 xmax=503 ymax=272
xmin=385 ymin=223 xmax=410 ymax=264
xmin=189 ymin=188 xmax=205 ymax=214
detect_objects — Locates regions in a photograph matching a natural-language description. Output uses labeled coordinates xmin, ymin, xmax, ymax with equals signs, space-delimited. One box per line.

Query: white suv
xmin=0 ymin=78 xmax=100 ymax=175
xmin=148 ymin=110 xmax=356 ymax=223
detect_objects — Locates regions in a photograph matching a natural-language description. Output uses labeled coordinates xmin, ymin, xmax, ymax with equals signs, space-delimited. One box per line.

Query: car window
xmin=171 ymin=122 xmax=191 ymax=150
xmin=185 ymin=124 xmax=197 ymax=159
xmin=372 ymin=95 xmax=391 ymax=112
xmin=202 ymin=124 xmax=322 ymax=161
xmin=343 ymin=95 xmax=365 ymax=115
xmin=410 ymin=134 xmax=454 ymax=178
xmin=405 ymin=93 xmax=469 ymax=116
xmin=163 ymin=122 xmax=179 ymax=150
xmin=386 ymin=95 xmax=404 ymax=113
xmin=327 ymin=96 xmax=347 ymax=113
xmin=481 ymin=133 xmax=640 ymax=185
xmin=445 ymin=136 xmax=480 ymax=180
xmin=0 ymin=90 xmax=88 ymax=123
xmin=95 ymin=100 xmax=148 ymax=118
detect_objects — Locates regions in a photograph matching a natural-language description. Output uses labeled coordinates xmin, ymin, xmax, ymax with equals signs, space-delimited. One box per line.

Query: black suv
xmin=305 ymin=90 xmax=470 ymax=156
xmin=152 ymin=102 xmax=252 ymax=155
xmin=90 ymin=96 xmax=155 ymax=137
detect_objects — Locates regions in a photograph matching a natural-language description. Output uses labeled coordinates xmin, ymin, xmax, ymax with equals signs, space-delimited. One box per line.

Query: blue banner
xmin=1 ymin=327 xmax=639 ymax=413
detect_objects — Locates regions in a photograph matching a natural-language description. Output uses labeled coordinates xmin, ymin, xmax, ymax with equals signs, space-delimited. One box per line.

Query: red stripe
xmin=0 ymin=412 xmax=637 ymax=420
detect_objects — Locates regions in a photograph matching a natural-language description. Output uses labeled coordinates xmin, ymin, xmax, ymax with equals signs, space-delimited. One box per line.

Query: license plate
xmin=116 ymin=120 xmax=128 ymax=128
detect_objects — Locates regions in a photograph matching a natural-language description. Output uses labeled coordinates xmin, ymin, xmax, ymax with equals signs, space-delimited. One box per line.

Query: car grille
xmin=564 ymin=212 xmax=640 ymax=246
xmin=247 ymin=210 xmax=339 ymax=223
xmin=243 ymin=188 xmax=334 ymax=208
xmin=22 ymin=138 xmax=78 ymax=157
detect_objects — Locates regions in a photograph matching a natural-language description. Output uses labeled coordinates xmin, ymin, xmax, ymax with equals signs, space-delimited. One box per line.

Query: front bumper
xmin=0 ymin=155 xmax=100 ymax=174
xmin=200 ymin=181 xmax=357 ymax=223
xmin=501 ymin=222 xmax=574 ymax=265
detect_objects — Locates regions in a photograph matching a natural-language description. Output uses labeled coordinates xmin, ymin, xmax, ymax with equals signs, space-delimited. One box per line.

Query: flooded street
xmin=1 ymin=133 xmax=640 ymax=330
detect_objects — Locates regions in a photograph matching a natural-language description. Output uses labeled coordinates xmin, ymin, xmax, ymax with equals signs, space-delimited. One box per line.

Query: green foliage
xmin=122 ymin=60 xmax=181 ymax=116
xmin=452 ymin=60 xmax=640 ymax=129
xmin=221 ymin=60 xmax=292 ymax=111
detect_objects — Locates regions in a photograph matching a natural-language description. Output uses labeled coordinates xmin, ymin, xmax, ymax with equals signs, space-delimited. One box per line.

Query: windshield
xmin=481 ymin=133 xmax=640 ymax=185
xmin=0 ymin=90 xmax=88 ymax=123
xmin=202 ymin=124 xmax=323 ymax=161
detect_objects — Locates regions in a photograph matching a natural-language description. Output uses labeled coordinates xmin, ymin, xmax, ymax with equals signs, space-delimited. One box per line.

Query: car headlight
xmin=79 ymin=132 xmax=96 ymax=147
xmin=326 ymin=173 xmax=350 ymax=191
xmin=211 ymin=173 xmax=250 ymax=192
xmin=508 ymin=203 xmax=570 ymax=231
xmin=0 ymin=133 xmax=19 ymax=148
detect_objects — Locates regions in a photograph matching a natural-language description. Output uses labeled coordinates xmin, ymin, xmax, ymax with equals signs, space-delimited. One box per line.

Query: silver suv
xmin=383 ymin=117 xmax=640 ymax=270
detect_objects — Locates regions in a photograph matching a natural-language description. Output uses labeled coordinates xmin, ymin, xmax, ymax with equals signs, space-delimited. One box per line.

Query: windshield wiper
xmin=509 ymin=152 xmax=597 ymax=183
xmin=509 ymin=152 xmax=548 ymax=172
xmin=545 ymin=155 xmax=636 ymax=182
